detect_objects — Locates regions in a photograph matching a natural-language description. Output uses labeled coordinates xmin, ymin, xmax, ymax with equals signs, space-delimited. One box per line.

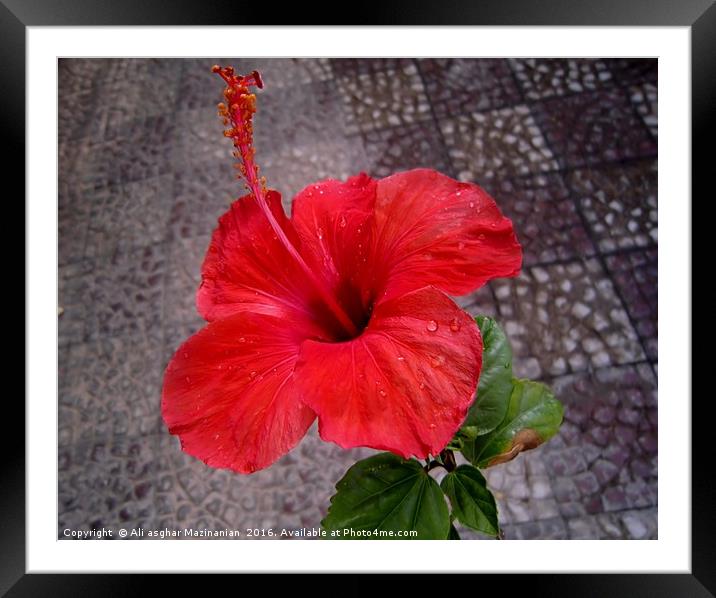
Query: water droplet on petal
xmin=185 ymin=376 xmax=191 ymax=384
xmin=450 ymin=318 xmax=461 ymax=332
xmin=339 ymin=215 xmax=347 ymax=228
xmin=379 ymin=389 xmax=387 ymax=397
xmin=249 ymin=370 xmax=257 ymax=380
xmin=469 ymin=201 xmax=475 ymax=208
xmin=426 ymin=320 xmax=438 ymax=332
xmin=429 ymin=423 xmax=436 ymax=429
xmin=316 ymin=227 xmax=324 ymax=240
xmin=239 ymin=337 xmax=246 ymax=343
xmin=419 ymin=382 xmax=426 ymax=390
xmin=397 ymin=356 xmax=405 ymax=361
xmin=431 ymin=355 xmax=445 ymax=368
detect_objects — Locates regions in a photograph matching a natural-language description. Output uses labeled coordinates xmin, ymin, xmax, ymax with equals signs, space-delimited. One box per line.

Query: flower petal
xmin=293 ymin=287 xmax=482 ymax=458
xmin=161 ymin=312 xmax=320 ymax=473
xmin=371 ymin=169 xmax=522 ymax=301
xmin=290 ymin=174 xmax=377 ymax=327
xmin=197 ymin=189 xmax=320 ymax=324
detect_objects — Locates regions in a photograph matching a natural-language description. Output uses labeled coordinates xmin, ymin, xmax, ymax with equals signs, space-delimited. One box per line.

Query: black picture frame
xmin=8 ymin=0 xmax=708 ymax=593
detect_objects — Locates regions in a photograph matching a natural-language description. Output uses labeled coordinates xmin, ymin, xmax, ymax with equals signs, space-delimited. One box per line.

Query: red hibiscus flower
xmin=161 ymin=67 xmax=522 ymax=473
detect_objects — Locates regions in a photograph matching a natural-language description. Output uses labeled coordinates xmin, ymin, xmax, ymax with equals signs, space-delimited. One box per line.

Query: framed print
xmin=8 ymin=0 xmax=709 ymax=592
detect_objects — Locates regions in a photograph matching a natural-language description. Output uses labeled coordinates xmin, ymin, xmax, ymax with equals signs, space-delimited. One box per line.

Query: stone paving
xmin=58 ymin=58 xmax=658 ymax=540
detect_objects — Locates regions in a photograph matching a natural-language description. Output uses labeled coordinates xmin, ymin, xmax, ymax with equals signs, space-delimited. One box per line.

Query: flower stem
xmin=424 ymin=449 xmax=457 ymax=473
xmin=440 ymin=449 xmax=457 ymax=472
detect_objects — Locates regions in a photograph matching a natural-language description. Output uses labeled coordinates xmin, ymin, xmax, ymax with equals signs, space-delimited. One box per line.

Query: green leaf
xmin=441 ymin=465 xmax=499 ymax=537
xmin=321 ymin=452 xmax=450 ymax=540
xmin=462 ymin=379 xmax=564 ymax=468
xmin=445 ymin=437 xmax=464 ymax=451
xmin=461 ymin=316 xmax=514 ymax=437
xmin=448 ymin=523 xmax=461 ymax=540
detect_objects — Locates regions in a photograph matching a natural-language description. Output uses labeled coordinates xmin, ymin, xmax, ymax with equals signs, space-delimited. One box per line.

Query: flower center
xmin=212 ymin=66 xmax=359 ymax=339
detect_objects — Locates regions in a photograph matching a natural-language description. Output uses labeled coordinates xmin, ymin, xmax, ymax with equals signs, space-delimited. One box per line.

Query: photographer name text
xmin=63 ymin=526 xmax=417 ymax=539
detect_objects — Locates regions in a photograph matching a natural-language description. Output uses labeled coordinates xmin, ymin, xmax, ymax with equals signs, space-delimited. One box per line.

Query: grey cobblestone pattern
xmin=58 ymin=58 xmax=657 ymax=540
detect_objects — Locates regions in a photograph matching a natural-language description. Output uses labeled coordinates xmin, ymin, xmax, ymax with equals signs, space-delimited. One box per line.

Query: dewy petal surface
xmin=290 ymin=174 xmax=377 ymax=329
xmin=290 ymin=169 xmax=522 ymax=313
xmin=293 ymin=287 xmax=483 ymax=458
xmin=197 ymin=189 xmax=324 ymax=327
xmin=161 ymin=312 xmax=321 ymax=473
xmin=370 ymin=169 xmax=522 ymax=301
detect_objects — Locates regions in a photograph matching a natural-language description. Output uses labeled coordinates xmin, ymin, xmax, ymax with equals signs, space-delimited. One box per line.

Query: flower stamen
xmin=212 ymin=66 xmax=359 ymax=338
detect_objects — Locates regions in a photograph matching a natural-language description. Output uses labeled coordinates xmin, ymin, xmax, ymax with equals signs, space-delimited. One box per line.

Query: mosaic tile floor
xmin=58 ymin=58 xmax=658 ymax=540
